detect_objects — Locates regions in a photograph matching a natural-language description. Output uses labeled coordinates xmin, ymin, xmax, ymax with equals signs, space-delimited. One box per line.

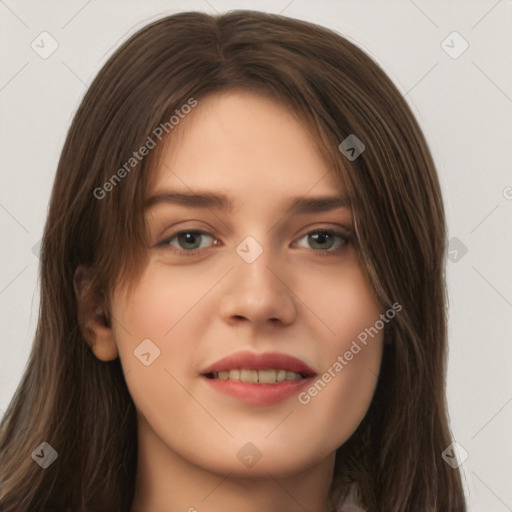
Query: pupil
xmin=310 ymin=232 xmax=333 ymax=249
xmin=179 ymin=232 xmax=200 ymax=249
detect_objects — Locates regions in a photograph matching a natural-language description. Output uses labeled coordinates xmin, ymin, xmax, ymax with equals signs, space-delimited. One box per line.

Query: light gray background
xmin=1 ymin=1 xmax=511 ymax=510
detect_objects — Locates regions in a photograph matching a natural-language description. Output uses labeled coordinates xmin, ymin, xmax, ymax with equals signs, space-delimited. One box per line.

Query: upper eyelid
xmin=161 ymin=224 xmax=351 ymax=237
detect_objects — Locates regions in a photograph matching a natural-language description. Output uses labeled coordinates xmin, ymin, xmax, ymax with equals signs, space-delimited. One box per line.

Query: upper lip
xmin=201 ymin=351 xmax=317 ymax=377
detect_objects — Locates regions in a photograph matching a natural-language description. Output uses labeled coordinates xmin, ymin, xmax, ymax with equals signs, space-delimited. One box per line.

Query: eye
xmin=156 ymin=230 xmax=219 ymax=255
xmin=293 ymin=228 xmax=350 ymax=255
xmin=155 ymin=227 xmax=351 ymax=258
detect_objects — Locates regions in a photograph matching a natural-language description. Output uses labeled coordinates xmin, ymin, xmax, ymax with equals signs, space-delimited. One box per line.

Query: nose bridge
xmin=219 ymin=233 xmax=296 ymax=325
xmin=235 ymin=233 xmax=283 ymax=295
xmin=241 ymin=224 xmax=296 ymax=275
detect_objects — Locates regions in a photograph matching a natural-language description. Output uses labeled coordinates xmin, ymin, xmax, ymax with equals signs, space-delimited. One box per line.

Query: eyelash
xmin=155 ymin=227 xmax=352 ymax=258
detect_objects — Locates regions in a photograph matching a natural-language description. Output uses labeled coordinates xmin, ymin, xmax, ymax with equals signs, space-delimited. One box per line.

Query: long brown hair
xmin=0 ymin=10 xmax=466 ymax=511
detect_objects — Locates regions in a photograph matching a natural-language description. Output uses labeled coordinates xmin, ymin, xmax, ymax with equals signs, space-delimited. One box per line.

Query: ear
xmin=73 ymin=265 xmax=118 ymax=362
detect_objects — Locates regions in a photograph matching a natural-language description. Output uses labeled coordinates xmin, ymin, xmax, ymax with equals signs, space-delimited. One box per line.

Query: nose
xmin=218 ymin=241 xmax=297 ymax=328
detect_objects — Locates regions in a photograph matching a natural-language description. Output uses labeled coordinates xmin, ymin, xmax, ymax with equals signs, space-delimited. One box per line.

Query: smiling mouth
xmin=203 ymin=369 xmax=308 ymax=383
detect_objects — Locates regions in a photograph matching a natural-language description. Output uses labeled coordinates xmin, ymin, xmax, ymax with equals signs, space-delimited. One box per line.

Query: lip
xmin=201 ymin=351 xmax=317 ymax=406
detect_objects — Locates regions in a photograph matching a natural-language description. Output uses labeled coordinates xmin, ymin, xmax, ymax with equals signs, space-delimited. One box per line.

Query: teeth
xmin=228 ymin=369 xmax=240 ymax=380
xmin=212 ymin=369 xmax=304 ymax=383
xmin=258 ymin=369 xmax=276 ymax=384
xmin=240 ymin=369 xmax=258 ymax=383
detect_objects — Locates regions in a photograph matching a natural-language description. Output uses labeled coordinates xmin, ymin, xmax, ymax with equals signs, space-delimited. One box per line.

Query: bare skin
xmin=78 ymin=90 xmax=384 ymax=512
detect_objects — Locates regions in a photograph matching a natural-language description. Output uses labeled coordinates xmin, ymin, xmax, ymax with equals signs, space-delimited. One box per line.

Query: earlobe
xmin=88 ymin=320 xmax=119 ymax=361
xmin=73 ymin=265 xmax=119 ymax=362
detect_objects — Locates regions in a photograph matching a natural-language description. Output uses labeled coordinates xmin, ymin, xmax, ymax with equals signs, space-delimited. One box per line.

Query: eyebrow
xmin=144 ymin=190 xmax=351 ymax=215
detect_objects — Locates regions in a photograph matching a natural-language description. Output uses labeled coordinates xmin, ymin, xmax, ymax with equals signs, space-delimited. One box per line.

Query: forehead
xmin=147 ymin=90 xmax=345 ymax=204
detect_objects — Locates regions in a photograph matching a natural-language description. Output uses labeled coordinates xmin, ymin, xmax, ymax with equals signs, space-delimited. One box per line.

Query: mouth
xmin=200 ymin=351 xmax=317 ymax=406
xmin=203 ymin=368 xmax=308 ymax=383
xmin=201 ymin=350 xmax=317 ymax=381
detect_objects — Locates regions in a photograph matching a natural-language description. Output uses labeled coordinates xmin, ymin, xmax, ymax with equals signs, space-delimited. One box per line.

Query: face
xmin=108 ymin=90 xmax=384 ymax=478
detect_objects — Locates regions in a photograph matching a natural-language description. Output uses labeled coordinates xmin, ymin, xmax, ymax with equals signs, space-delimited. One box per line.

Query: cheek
xmin=293 ymin=341 xmax=383 ymax=464
xmin=294 ymin=265 xmax=384 ymax=443
xmin=109 ymin=265 xmax=204 ymax=391
xmin=109 ymin=267 xmax=208 ymax=435
xmin=112 ymin=264 xmax=206 ymax=346
xmin=303 ymin=259 xmax=382 ymax=346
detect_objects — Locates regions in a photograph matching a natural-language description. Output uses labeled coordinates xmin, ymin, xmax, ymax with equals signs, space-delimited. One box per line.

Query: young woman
xmin=0 ymin=10 xmax=466 ymax=512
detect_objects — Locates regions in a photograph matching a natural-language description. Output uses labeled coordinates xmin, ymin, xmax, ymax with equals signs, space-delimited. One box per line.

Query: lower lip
xmin=202 ymin=376 xmax=314 ymax=406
